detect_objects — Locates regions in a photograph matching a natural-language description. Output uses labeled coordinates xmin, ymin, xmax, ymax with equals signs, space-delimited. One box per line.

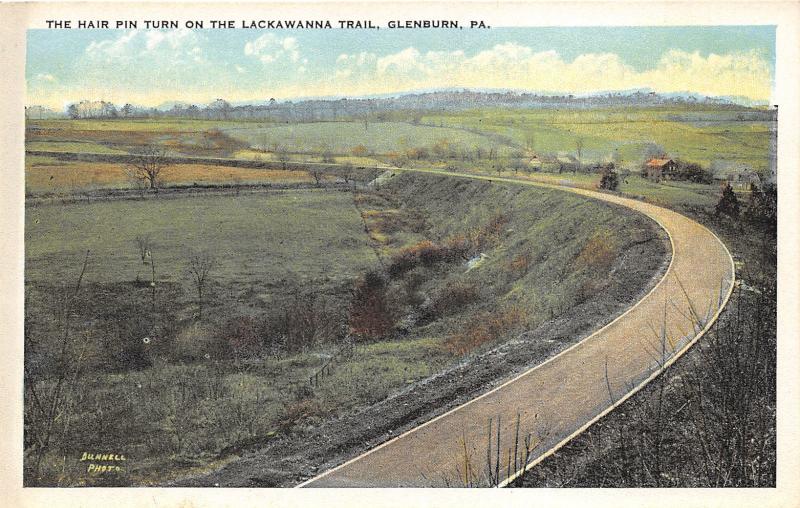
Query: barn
xmin=645 ymin=158 xmax=677 ymax=181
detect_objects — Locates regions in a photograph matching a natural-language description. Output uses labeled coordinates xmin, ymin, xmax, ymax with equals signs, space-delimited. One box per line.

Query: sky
xmin=26 ymin=26 xmax=776 ymax=110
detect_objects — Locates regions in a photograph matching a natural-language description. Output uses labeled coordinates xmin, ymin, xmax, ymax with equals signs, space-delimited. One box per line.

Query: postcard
xmin=1 ymin=1 xmax=798 ymax=507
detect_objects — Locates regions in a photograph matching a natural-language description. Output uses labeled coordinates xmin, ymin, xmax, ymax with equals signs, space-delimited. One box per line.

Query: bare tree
xmin=309 ymin=167 xmax=324 ymax=187
xmin=187 ymin=251 xmax=217 ymax=320
xmin=24 ymin=250 xmax=90 ymax=482
xmin=320 ymin=145 xmax=335 ymax=164
xmin=575 ymin=137 xmax=584 ymax=173
xmin=126 ymin=146 xmax=171 ymax=190
xmin=338 ymin=162 xmax=355 ymax=189
xmin=276 ymin=146 xmax=290 ymax=170
xmin=524 ymin=131 xmax=536 ymax=152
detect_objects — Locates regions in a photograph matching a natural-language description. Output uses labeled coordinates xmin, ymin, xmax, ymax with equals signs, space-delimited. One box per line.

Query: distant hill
xmin=30 ymin=89 xmax=776 ymax=121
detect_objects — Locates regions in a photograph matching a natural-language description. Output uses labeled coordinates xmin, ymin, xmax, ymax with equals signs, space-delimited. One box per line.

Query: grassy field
xmin=26 ymin=105 xmax=774 ymax=178
xmin=26 ymin=118 xmax=510 ymax=158
xmin=220 ymin=121 xmax=506 ymax=155
xmin=26 ymin=140 xmax=129 ymax=154
xmin=26 ymin=191 xmax=377 ymax=288
xmin=423 ymin=107 xmax=776 ymax=173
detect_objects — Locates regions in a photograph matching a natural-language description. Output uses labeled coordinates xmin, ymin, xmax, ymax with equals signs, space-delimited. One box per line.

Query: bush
xmin=677 ymin=162 xmax=713 ymax=184
xmin=715 ymin=183 xmax=740 ymax=218
xmin=350 ymin=144 xmax=369 ymax=157
xmin=421 ymin=281 xmax=480 ymax=322
xmin=264 ymin=290 xmax=343 ymax=354
xmin=574 ymin=230 xmax=617 ymax=273
xmin=443 ymin=306 xmax=525 ymax=355
xmin=598 ymin=168 xmax=619 ymax=191
xmin=222 ymin=315 xmax=263 ymax=359
xmin=747 ymin=183 xmax=777 ymax=237
xmin=348 ymin=270 xmax=395 ymax=340
xmin=172 ymin=321 xmax=231 ymax=362
xmin=387 ymin=239 xmax=468 ymax=277
xmin=505 ymin=252 xmax=532 ymax=278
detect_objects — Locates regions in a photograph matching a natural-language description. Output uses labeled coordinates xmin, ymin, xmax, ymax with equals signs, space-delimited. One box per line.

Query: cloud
xmin=85 ymin=30 xmax=140 ymax=60
xmin=332 ymin=44 xmax=772 ymax=101
xmin=85 ymin=29 xmax=205 ymax=65
xmin=244 ymin=33 xmax=301 ymax=64
xmin=27 ymin=36 xmax=772 ymax=109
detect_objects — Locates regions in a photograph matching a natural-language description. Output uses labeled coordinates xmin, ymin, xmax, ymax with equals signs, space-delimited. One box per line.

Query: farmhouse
xmin=644 ymin=158 xmax=677 ymax=181
xmin=713 ymin=164 xmax=762 ymax=190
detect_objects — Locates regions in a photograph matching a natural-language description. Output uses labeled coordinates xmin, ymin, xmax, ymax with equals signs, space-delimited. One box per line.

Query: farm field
xmin=26 ymin=105 xmax=775 ymax=204
xmin=424 ymin=107 xmax=776 ymax=174
xmin=220 ymin=121 xmax=507 ymax=155
xmin=25 ymin=156 xmax=330 ymax=194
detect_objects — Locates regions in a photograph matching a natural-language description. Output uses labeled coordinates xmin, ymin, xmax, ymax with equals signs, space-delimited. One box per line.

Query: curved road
xmin=300 ymin=168 xmax=735 ymax=488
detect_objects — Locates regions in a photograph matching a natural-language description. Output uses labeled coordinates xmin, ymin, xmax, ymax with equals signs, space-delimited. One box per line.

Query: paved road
xmin=301 ymin=169 xmax=735 ymax=487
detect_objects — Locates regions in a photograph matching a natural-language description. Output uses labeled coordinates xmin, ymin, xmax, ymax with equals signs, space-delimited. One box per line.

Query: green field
xmin=26 ymin=105 xmax=775 ymax=183
xmin=26 ymin=191 xmax=378 ymax=292
xmin=221 ymin=121 xmax=506 ymax=155
xmin=423 ymin=107 xmax=775 ymax=173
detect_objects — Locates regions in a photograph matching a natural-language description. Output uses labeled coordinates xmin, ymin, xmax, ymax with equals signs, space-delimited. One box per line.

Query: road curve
xmin=300 ymin=168 xmax=735 ymax=488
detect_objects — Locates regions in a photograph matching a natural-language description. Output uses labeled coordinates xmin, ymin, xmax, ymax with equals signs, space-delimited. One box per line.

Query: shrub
xmin=406 ymin=147 xmax=430 ymax=160
xmin=747 ymin=183 xmax=776 ymax=237
xmin=223 ymin=315 xmax=263 ymax=359
xmin=172 ymin=321 xmax=230 ymax=362
xmin=574 ymin=230 xmax=617 ymax=273
xmin=422 ymin=281 xmax=480 ymax=322
xmin=506 ymin=252 xmax=532 ymax=278
xmin=716 ymin=183 xmax=740 ymax=218
xmin=677 ymin=162 xmax=713 ymax=184
xmin=386 ymin=214 xmax=509 ymax=278
xmin=443 ymin=306 xmax=525 ymax=355
xmin=351 ymin=144 xmax=369 ymax=157
xmin=348 ymin=270 xmax=395 ymax=340
xmin=387 ymin=240 xmax=460 ymax=277
xmin=598 ymin=168 xmax=619 ymax=191
xmin=264 ymin=290 xmax=343 ymax=353
xmin=279 ymin=398 xmax=323 ymax=432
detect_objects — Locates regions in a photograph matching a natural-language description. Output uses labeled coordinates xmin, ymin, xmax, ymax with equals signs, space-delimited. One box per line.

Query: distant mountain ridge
xmin=27 ymin=88 xmax=773 ymax=120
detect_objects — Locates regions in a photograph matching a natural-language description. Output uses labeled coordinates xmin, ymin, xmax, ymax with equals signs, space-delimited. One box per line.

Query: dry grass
xmin=443 ymin=306 xmax=526 ymax=355
xmin=573 ymin=229 xmax=618 ymax=272
xmin=26 ymin=161 xmax=320 ymax=193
